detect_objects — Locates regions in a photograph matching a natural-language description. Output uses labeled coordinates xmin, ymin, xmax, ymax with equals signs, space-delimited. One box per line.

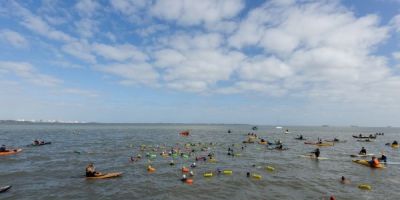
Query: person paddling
xmin=359 ymin=147 xmax=367 ymax=155
xmin=86 ymin=163 xmax=100 ymax=177
xmin=379 ymin=154 xmax=387 ymax=163
xmin=0 ymin=145 xmax=7 ymax=152
xmin=312 ymin=148 xmax=320 ymax=158
xmin=368 ymin=156 xmax=380 ymax=167
xmin=340 ymin=176 xmax=350 ymax=184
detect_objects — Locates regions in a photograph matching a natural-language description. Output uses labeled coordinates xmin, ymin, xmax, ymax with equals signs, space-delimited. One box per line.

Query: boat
xmin=0 ymin=185 xmax=11 ymax=193
xmin=352 ymin=135 xmax=376 ymax=139
xmin=324 ymin=139 xmax=346 ymax=143
xmin=0 ymin=149 xmax=22 ymax=156
xmin=86 ymin=172 xmax=122 ymax=179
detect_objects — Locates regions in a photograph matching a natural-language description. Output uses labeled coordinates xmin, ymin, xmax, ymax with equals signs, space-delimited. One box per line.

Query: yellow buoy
xmin=358 ymin=184 xmax=371 ymax=190
xmin=203 ymin=172 xmax=213 ymax=177
xmin=252 ymin=173 xmax=262 ymax=179
xmin=223 ymin=170 xmax=233 ymax=175
xmin=266 ymin=166 xmax=275 ymax=171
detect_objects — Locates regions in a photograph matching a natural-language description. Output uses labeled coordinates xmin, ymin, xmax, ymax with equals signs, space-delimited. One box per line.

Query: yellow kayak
xmin=315 ymin=142 xmax=334 ymax=147
xmin=391 ymin=144 xmax=399 ymax=148
xmin=258 ymin=141 xmax=267 ymax=145
xmin=0 ymin=149 xmax=22 ymax=156
xmin=352 ymin=160 xmax=385 ymax=168
xmin=86 ymin=172 xmax=122 ymax=179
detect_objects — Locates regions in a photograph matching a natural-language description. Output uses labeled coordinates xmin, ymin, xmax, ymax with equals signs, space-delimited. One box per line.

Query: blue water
xmin=0 ymin=123 xmax=399 ymax=199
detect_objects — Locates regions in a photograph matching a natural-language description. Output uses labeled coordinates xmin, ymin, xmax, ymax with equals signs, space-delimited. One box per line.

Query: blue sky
xmin=0 ymin=0 xmax=400 ymax=126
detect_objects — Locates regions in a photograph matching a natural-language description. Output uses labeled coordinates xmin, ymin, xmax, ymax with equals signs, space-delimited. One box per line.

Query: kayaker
xmin=368 ymin=134 xmax=373 ymax=138
xmin=0 ymin=145 xmax=7 ymax=152
xmin=368 ymin=156 xmax=380 ymax=167
xmin=359 ymin=147 xmax=367 ymax=155
xmin=276 ymin=144 xmax=283 ymax=150
xmin=334 ymin=138 xmax=339 ymax=142
xmin=393 ymin=141 xmax=398 ymax=145
xmin=313 ymin=148 xmax=320 ymax=158
xmin=340 ymin=176 xmax=350 ymax=184
xmin=299 ymin=135 xmax=303 ymax=140
xmin=379 ymin=154 xmax=387 ymax=162
xmin=33 ymin=140 xmax=40 ymax=145
xmin=85 ymin=163 xmax=99 ymax=177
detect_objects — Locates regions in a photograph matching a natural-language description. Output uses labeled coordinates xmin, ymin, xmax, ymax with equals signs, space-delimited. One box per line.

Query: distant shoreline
xmin=0 ymin=120 xmax=397 ymax=128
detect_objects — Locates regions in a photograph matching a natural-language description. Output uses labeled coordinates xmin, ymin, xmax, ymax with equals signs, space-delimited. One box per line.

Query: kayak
xmin=315 ymin=142 xmax=333 ymax=147
xmin=357 ymin=139 xmax=373 ymax=142
xmin=352 ymin=135 xmax=376 ymax=139
xmin=86 ymin=172 xmax=122 ymax=179
xmin=325 ymin=140 xmax=347 ymax=143
xmin=0 ymin=185 xmax=11 ymax=193
xmin=295 ymin=138 xmax=306 ymax=140
xmin=352 ymin=160 xmax=385 ymax=168
xmin=268 ymin=147 xmax=289 ymax=151
xmin=350 ymin=153 xmax=374 ymax=158
xmin=391 ymin=144 xmax=399 ymax=148
xmin=300 ymin=155 xmax=328 ymax=160
xmin=0 ymin=149 xmax=22 ymax=156
xmin=305 ymin=142 xmax=334 ymax=147
xmin=258 ymin=141 xmax=267 ymax=145
xmin=29 ymin=142 xmax=51 ymax=146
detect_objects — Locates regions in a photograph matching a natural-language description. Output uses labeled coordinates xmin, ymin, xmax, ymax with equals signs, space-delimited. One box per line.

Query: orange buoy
xmin=185 ymin=178 xmax=193 ymax=184
xmin=147 ymin=166 xmax=156 ymax=172
xmin=182 ymin=167 xmax=189 ymax=173
xmin=180 ymin=130 xmax=190 ymax=136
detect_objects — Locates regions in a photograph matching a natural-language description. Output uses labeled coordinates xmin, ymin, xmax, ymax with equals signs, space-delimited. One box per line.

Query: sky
xmin=0 ymin=0 xmax=400 ymax=126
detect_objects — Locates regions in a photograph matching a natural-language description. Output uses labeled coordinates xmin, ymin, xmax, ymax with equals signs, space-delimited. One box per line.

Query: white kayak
xmin=0 ymin=185 xmax=11 ymax=193
xmin=300 ymin=155 xmax=329 ymax=160
xmin=350 ymin=153 xmax=374 ymax=158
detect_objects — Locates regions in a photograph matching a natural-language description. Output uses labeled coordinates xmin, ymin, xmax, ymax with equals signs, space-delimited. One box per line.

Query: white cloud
xmin=97 ymin=63 xmax=159 ymax=86
xmin=136 ymin=24 xmax=169 ymax=37
xmin=75 ymin=0 xmax=100 ymax=17
xmin=390 ymin=14 xmax=400 ymax=32
xmin=92 ymin=43 xmax=148 ymax=62
xmin=220 ymin=0 xmax=392 ymax=100
xmin=75 ymin=18 xmax=98 ymax=38
xmin=154 ymin=33 xmax=245 ymax=92
xmin=64 ymin=88 xmax=99 ymax=97
xmin=238 ymin=56 xmax=293 ymax=82
xmin=393 ymin=52 xmax=400 ymax=60
xmin=11 ymin=1 xmax=73 ymax=42
xmin=229 ymin=1 xmax=387 ymax=54
xmin=62 ymin=40 xmax=96 ymax=63
xmin=0 ymin=61 xmax=62 ymax=87
xmin=110 ymin=0 xmax=149 ymax=22
xmin=0 ymin=29 xmax=29 ymax=48
xmin=150 ymin=0 xmax=244 ymax=25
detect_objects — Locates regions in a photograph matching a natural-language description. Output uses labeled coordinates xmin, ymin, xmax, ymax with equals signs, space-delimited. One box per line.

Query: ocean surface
xmin=0 ymin=123 xmax=399 ymax=200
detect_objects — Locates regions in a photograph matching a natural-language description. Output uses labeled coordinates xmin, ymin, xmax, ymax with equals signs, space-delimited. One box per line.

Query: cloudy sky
xmin=0 ymin=0 xmax=400 ymax=126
